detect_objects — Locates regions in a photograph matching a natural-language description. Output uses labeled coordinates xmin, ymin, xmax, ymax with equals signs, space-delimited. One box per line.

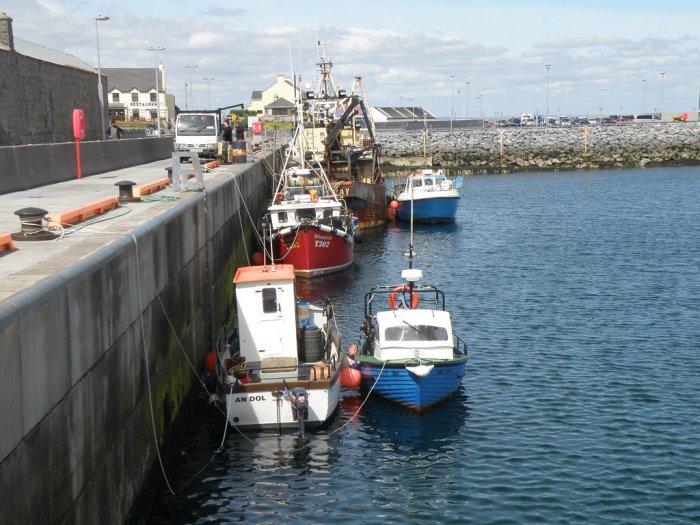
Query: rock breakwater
xmin=378 ymin=123 xmax=700 ymax=174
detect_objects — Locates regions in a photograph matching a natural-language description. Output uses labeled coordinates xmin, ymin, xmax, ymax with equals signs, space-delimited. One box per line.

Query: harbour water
xmin=145 ymin=166 xmax=700 ymax=524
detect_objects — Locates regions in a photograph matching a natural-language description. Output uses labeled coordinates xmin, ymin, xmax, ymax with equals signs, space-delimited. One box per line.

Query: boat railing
xmin=364 ymin=284 xmax=446 ymax=317
xmin=454 ymin=335 xmax=469 ymax=357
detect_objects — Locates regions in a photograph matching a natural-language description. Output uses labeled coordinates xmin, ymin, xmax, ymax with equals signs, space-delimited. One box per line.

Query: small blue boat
xmin=354 ymin=267 xmax=468 ymax=410
xmin=392 ymin=169 xmax=461 ymax=224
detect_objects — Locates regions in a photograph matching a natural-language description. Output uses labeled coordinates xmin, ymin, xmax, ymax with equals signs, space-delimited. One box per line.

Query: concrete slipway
xmin=0 ymin=154 xmax=272 ymax=523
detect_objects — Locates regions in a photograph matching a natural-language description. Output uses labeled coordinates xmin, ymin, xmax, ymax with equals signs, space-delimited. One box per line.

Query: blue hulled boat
xmin=354 ymin=267 xmax=468 ymax=410
xmin=392 ymin=169 xmax=461 ymax=224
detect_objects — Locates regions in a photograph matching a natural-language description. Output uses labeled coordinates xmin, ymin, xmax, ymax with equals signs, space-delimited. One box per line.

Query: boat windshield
xmin=384 ymin=324 xmax=448 ymax=342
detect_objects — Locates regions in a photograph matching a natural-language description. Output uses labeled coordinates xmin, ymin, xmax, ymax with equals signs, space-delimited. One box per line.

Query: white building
xmin=247 ymin=74 xmax=295 ymax=117
xmin=103 ymin=66 xmax=170 ymax=124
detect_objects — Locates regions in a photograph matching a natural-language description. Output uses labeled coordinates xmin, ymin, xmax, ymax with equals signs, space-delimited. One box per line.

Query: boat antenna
xmin=405 ymin=176 xmax=415 ymax=270
xmin=268 ymin=220 xmax=275 ymax=272
xmin=410 ymin=179 xmax=415 ymax=268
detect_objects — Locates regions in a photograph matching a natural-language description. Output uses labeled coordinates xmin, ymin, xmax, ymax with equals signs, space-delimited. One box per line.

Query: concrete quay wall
xmin=0 ymin=137 xmax=174 ymax=195
xmin=0 ymin=160 xmax=271 ymax=523
xmin=377 ymin=123 xmax=700 ymax=174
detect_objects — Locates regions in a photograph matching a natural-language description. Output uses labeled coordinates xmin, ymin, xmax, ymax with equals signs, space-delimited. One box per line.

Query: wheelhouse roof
xmin=233 ymin=264 xmax=295 ymax=284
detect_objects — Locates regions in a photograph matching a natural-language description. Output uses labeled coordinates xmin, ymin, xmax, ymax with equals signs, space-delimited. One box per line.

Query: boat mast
xmin=407 ymin=180 xmax=415 ymax=270
xmin=315 ymin=40 xmax=338 ymax=102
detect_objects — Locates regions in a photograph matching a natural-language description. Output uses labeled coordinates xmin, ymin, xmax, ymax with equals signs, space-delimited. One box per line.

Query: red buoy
xmin=204 ymin=351 xmax=217 ymax=374
xmin=341 ymin=366 xmax=361 ymax=388
xmin=252 ymin=251 xmax=264 ymax=265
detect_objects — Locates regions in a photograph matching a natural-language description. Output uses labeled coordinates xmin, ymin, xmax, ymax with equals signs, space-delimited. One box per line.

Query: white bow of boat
xmin=406 ymin=362 xmax=434 ymax=377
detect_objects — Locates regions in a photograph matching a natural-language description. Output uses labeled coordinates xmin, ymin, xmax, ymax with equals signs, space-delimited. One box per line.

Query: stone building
xmin=0 ymin=11 xmax=106 ymax=145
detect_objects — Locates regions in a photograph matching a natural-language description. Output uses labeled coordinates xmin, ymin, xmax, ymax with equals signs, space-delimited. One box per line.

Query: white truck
xmin=174 ymin=104 xmax=245 ymax=159
xmin=174 ymin=111 xmax=220 ymax=159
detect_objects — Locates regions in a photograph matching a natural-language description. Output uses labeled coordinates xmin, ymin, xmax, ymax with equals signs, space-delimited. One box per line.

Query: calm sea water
xmin=147 ymin=167 xmax=700 ymax=525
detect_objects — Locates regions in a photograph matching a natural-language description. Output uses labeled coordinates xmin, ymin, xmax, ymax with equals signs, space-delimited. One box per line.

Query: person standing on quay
xmin=222 ymin=120 xmax=233 ymax=145
xmin=235 ymin=121 xmax=245 ymax=141
xmin=107 ymin=120 xmax=123 ymax=140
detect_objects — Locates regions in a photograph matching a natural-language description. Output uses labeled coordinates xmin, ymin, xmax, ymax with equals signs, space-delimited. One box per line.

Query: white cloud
xmin=4 ymin=0 xmax=700 ymax=116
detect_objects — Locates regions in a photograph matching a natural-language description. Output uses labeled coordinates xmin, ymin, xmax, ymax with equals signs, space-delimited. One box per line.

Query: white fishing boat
xmin=213 ymin=264 xmax=343 ymax=436
xmin=391 ymin=169 xmax=461 ymax=224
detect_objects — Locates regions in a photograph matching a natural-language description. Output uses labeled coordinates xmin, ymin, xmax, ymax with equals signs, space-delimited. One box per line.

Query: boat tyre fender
xmin=270 ymin=226 xmax=298 ymax=240
xmin=315 ymin=222 xmax=353 ymax=244
xmin=388 ymin=285 xmax=419 ymax=310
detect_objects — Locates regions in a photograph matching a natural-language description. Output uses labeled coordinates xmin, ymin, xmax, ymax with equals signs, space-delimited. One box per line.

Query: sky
xmin=4 ymin=0 xmax=700 ymax=118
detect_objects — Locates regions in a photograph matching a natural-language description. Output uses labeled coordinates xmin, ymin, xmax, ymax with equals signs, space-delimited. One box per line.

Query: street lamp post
xmin=660 ymin=72 xmax=666 ymax=117
xmin=183 ymin=64 xmax=198 ymax=109
xmin=146 ymin=46 xmax=165 ymax=136
xmin=642 ymin=78 xmax=647 ymax=113
xmin=450 ymin=75 xmax=455 ymax=130
xmin=476 ymin=93 xmax=483 ymax=128
xmin=599 ymin=88 xmax=605 ymax=118
xmin=457 ymin=90 xmax=461 ymax=119
xmin=465 ymin=81 xmax=469 ymax=119
xmin=203 ymin=76 xmax=215 ymax=109
xmin=545 ymin=63 xmax=551 ymax=127
xmin=95 ymin=15 xmax=109 ymax=140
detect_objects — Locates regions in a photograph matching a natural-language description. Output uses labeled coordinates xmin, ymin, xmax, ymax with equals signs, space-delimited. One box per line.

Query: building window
xmin=131 ymin=92 xmax=139 ymax=103
xmin=149 ymin=109 xmax=157 ymax=120
xmin=132 ymin=109 xmax=140 ymax=120
xmin=112 ymin=93 xmax=119 ymax=102
xmin=150 ymin=92 xmax=157 ymax=102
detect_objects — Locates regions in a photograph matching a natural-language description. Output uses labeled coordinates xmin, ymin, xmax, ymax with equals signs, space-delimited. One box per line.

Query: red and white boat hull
xmin=274 ymin=227 xmax=353 ymax=278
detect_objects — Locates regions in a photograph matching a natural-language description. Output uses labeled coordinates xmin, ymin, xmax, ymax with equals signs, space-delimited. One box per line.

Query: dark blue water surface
xmin=149 ymin=167 xmax=700 ymax=524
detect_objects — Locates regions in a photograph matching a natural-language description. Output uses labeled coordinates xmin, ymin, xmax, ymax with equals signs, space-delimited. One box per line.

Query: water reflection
xmin=356 ymin=388 xmax=469 ymax=453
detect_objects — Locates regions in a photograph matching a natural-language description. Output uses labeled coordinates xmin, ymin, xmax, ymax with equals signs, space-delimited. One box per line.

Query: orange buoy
xmin=390 ymin=200 xmax=399 ymax=209
xmin=341 ymin=366 xmax=362 ymax=388
xmin=204 ymin=351 xmax=217 ymax=374
xmin=388 ymin=285 xmax=419 ymax=310
xmin=252 ymin=251 xmax=264 ymax=265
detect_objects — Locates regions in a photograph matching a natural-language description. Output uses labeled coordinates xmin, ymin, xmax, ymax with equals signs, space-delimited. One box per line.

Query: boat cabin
xmin=372 ymin=309 xmax=455 ymax=361
xmin=267 ymin=201 xmax=342 ymax=229
xmin=233 ymin=265 xmax=300 ymax=373
xmin=405 ymin=170 xmax=452 ymax=193
xmin=268 ymin=168 xmax=346 ymax=230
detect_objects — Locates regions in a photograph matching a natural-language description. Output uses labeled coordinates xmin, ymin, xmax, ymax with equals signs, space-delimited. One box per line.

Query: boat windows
xmin=297 ymin=209 xmax=317 ymax=220
xmin=384 ymin=324 xmax=448 ymax=342
xmin=423 ymin=178 xmax=434 ymax=187
xmin=277 ymin=211 xmax=288 ymax=223
xmin=323 ymin=209 xmax=334 ymax=219
xmin=261 ymin=288 xmax=278 ymax=313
